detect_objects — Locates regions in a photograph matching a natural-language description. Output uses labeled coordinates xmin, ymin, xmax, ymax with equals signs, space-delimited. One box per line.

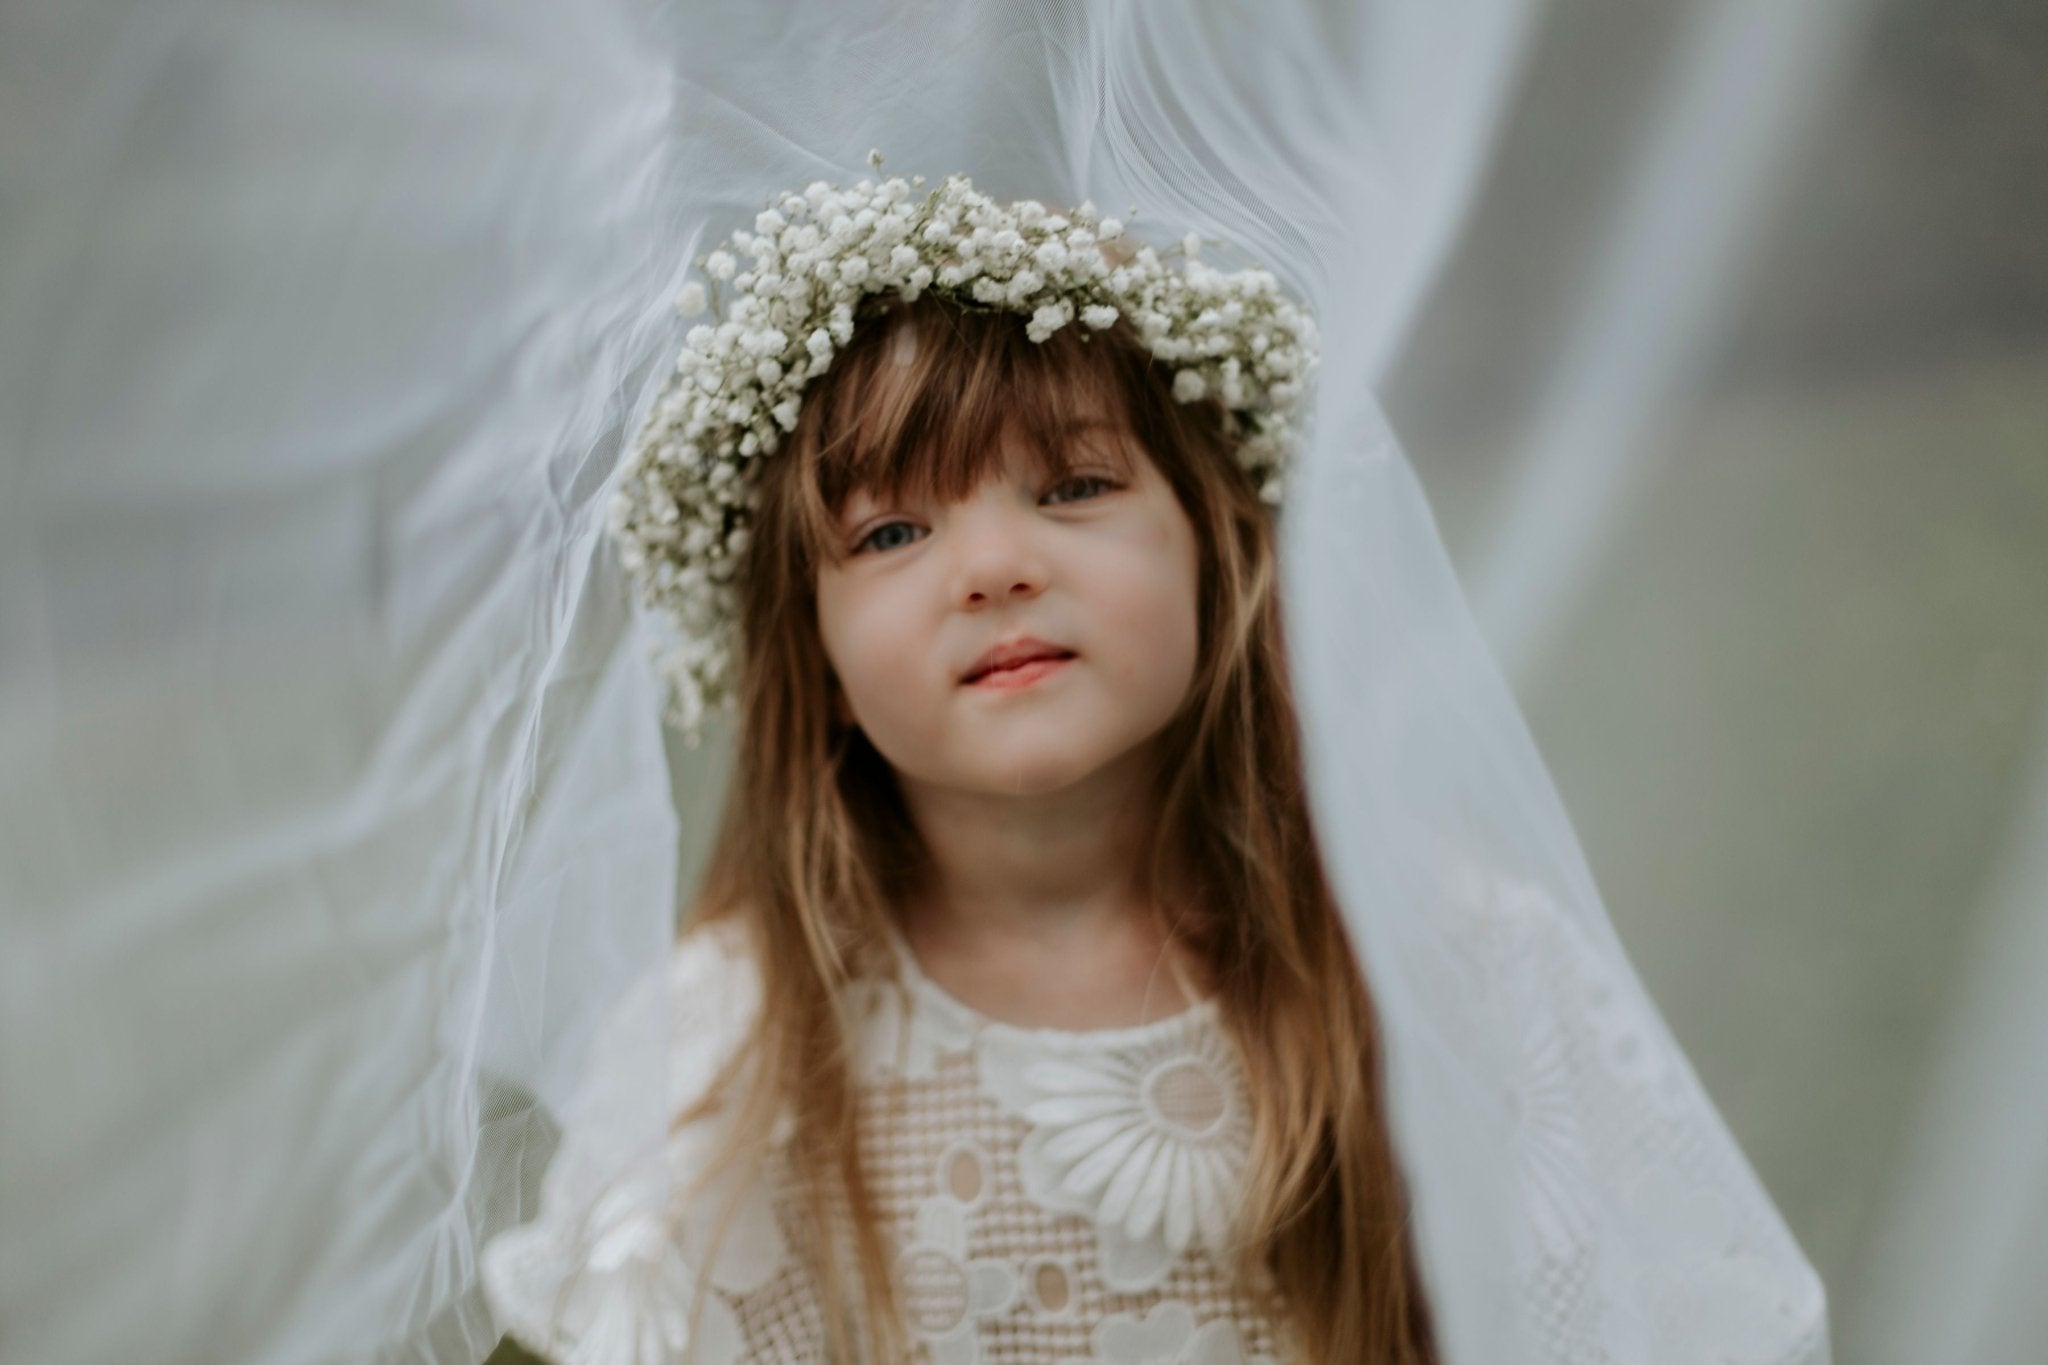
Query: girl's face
xmin=814 ymin=416 xmax=1201 ymax=800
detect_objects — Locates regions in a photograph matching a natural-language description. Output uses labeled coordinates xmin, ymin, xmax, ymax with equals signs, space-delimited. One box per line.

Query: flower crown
xmin=609 ymin=151 xmax=1320 ymax=738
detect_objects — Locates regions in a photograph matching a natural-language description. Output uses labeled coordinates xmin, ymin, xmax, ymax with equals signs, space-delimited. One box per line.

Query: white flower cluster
xmin=609 ymin=150 xmax=1320 ymax=738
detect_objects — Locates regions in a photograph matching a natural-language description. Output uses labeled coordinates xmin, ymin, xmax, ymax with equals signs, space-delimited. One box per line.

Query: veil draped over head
xmin=6 ymin=1 xmax=1935 ymax=1362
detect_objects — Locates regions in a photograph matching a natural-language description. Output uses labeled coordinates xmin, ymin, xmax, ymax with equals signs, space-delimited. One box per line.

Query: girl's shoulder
xmin=554 ymin=916 xmax=768 ymax=1129
xmin=669 ymin=912 xmax=759 ymax=989
xmin=480 ymin=918 xmax=786 ymax=1365
xmin=665 ymin=916 xmax=766 ymax=1083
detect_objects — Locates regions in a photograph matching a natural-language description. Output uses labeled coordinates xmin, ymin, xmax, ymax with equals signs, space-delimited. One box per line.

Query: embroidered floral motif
xmin=896 ymin=1195 xmax=1020 ymax=1365
xmin=845 ymin=974 xmax=976 ymax=1083
xmin=492 ymin=929 xmax=1289 ymax=1364
xmin=1059 ymin=1303 xmax=1270 ymax=1365
xmin=997 ymin=1024 xmax=1251 ymax=1256
xmin=1432 ymin=861 xmax=1827 ymax=1365
xmin=1605 ymin=1166 xmax=1825 ymax=1365
xmin=1003 ymin=1131 xmax=1177 ymax=1292
xmin=1022 ymin=1254 xmax=1081 ymax=1318
xmin=1509 ymin=1003 xmax=1598 ymax=1261
xmin=934 ymin=1139 xmax=995 ymax=1209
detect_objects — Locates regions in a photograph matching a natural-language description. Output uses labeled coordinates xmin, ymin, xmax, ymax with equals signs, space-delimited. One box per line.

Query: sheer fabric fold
xmin=0 ymin=2 xmax=1841 ymax=1362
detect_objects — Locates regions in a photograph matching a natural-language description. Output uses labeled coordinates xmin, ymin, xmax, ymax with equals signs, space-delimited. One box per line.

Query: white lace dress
xmin=481 ymin=923 xmax=1291 ymax=1365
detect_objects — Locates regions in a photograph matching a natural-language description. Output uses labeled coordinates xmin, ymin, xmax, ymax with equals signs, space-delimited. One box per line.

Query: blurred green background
xmin=1389 ymin=0 xmax=2047 ymax=1355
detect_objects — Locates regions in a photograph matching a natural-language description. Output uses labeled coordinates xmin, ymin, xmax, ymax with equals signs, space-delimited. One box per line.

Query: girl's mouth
xmin=965 ymin=654 xmax=1075 ymax=690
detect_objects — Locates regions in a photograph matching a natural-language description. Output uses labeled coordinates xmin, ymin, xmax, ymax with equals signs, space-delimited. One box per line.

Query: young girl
xmin=483 ymin=174 xmax=1431 ymax=1364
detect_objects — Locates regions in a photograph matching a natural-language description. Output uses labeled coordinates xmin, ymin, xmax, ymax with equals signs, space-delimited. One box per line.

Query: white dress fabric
xmin=0 ymin=2 xmax=1869 ymax=1363
xmin=483 ymin=923 xmax=1289 ymax=1365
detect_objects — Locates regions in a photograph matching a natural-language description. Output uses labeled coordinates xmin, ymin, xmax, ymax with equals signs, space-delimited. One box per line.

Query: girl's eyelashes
xmin=1042 ymin=473 xmax=1121 ymax=505
xmin=847 ymin=472 xmax=1123 ymax=554
xmin=852 ymin=520 xmax=926 ymax=555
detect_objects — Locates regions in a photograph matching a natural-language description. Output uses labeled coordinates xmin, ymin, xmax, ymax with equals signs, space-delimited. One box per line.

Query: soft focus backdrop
xmin=3 ymin=0 xmax=2038 ymax=1357
xmin=580 ymin=6 xmax=2048 ymax=1362
xmin=1387 ymin=0 xmax=2047 ymax=1358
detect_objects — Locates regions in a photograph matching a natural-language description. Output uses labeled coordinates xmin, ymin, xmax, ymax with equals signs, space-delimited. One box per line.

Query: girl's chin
xmin=963 ymin=742 xmax=1156 ymax=800
xmin=877 ymin=716 xmax=1168 ymax=801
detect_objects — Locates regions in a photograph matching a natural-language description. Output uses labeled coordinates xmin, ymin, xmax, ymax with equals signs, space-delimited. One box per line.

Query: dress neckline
xmin=878 ymin=918 xmax=1221 ymax=1050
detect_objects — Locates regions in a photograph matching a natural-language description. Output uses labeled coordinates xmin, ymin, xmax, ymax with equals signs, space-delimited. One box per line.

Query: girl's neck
xmin=892 ymin=742 xmax=1207 ymax=1030
xmin=896 ymin=740 xmax=1155 ymax=937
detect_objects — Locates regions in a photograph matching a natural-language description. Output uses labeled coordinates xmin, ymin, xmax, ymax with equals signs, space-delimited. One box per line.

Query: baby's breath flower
xmin=1026 ymin=300 xmax=1074 ymax=343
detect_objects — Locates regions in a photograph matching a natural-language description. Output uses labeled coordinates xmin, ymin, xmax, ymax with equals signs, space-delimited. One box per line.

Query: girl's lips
xmin=965 ymin=655 xmax=1073 ymax=691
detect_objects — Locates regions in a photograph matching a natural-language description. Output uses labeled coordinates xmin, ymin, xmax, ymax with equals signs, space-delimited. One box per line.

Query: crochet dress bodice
xmin=481 ymin=923 xmax=1291 ymax=1365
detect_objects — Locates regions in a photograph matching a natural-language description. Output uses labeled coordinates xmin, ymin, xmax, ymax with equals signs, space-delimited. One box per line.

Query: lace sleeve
xmin=480 ymin=922 xmax=789 ymax=1365
xmin=1437 ymin=865 xmax=1829 ymax=1365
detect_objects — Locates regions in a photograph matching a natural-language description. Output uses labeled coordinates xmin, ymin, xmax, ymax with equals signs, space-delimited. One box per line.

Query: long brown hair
xmin=683 ymin=288 xmax=1435 ymax=1363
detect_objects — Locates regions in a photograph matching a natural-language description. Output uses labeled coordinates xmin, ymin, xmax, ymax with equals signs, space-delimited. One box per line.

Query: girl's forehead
xmin=811 ymin=301 xmax=1156 ymax=522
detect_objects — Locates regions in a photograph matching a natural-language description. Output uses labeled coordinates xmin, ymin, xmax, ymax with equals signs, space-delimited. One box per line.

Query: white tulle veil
xmin=1 ymin=2 xmax=1868 ymax=1362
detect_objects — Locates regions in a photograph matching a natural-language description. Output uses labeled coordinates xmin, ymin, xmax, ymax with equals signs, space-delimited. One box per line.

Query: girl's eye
xmin=1043 ymin=475 xmax=1118 ymax=505
xmin=853 ymin=520 xmax=925 ymax=555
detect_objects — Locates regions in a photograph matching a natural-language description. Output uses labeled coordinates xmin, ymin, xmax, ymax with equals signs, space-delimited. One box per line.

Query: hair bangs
xmin=787 ymin=295 xmax=1144 ymax=567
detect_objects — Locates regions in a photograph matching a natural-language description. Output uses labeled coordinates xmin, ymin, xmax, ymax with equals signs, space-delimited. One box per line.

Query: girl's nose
xmin=948 ymin=490 xmax=1048 ymax=608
